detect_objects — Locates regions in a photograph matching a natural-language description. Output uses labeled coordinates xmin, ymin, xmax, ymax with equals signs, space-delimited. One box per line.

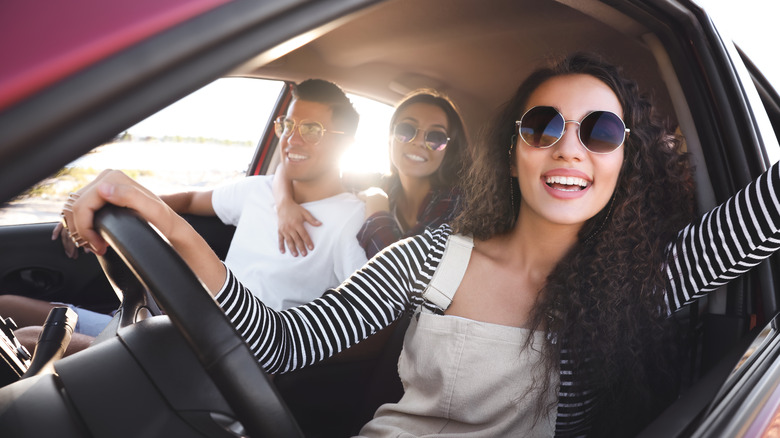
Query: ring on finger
xmin=70 ymin=231 xmax=86 ymax=247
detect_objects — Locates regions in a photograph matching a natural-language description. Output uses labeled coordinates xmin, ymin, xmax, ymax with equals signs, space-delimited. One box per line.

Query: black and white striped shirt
xmin=216 ymin=161 xmax=780 ymax=436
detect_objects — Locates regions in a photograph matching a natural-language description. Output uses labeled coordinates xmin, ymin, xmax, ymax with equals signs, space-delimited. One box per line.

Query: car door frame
xmin=616 ymin=0 xmax=780 ymax=435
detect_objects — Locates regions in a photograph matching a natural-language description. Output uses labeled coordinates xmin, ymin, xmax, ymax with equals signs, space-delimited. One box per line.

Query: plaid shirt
xmin=357 ymin=185 xmax=461 ymax=259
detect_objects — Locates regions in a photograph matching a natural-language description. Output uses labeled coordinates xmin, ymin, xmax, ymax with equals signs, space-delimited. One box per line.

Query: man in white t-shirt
xmin=2 ymin=79 xmax=368 ymax=350
xmin=207 ymin=170 xmax=365 ymax=309
xmin=161 ymin=78 xmax=366 ymax=309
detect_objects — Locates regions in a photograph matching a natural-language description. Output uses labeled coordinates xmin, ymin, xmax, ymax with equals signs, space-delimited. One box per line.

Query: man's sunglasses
xmin=515 ymin=106 xmax=630 ymax=154
xmin=274 ymin=116 xmax=344 ymax=145
xmin=393 ymin=122 xmax=450 ymax=151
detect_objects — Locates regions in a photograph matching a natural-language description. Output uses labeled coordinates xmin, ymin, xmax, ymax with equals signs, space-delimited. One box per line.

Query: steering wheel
xmin=93 ymin=205 xmax=302 ymax=437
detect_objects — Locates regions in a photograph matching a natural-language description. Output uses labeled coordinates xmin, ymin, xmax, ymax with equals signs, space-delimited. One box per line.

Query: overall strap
xmin=422 ymin=234 xmax=474 ymax=310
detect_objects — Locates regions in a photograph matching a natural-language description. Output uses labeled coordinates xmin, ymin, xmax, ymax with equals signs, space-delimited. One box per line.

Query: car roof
xmin=239 ymin=0 xmax=672 ymax=130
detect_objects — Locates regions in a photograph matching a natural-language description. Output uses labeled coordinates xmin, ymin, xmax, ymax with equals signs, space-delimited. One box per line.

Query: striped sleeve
xmin=554 ymin=344 xmax=599 ymax=437
xmin=215 ymin=225 xmax=452 ymax=374
xmin=665 ymin=161 xmax=780 ymax=312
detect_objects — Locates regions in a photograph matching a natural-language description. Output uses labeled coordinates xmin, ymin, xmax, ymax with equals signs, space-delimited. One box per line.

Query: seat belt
xmin=422 ymin=234 xmax=474 ymax=311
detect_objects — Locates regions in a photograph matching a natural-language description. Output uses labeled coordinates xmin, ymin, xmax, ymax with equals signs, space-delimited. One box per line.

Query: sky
xmin=696 ymin=0 xmax=780 ymax=88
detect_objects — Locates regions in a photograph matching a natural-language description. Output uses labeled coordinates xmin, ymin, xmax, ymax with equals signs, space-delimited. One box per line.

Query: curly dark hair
xmin=386 ymin=89 xmax=469 ymax=189
xmin=453 ymin=53 xmax=695 ymax=435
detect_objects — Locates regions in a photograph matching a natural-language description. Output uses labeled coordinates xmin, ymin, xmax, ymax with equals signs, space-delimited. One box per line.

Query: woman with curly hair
xmin=454 ymin=53 xmax=697 ymax=435
xmin=61 ymin=53 xmax=780 ymax=437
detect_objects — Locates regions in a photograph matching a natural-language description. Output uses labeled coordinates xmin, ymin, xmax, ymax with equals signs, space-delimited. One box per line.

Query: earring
xmin=583 ymin=194 xmax=615 ymax=244
xmin=509 ymin=136 xmax=516 ymax=216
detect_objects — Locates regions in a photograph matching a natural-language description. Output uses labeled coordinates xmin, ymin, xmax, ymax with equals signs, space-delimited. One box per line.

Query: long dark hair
xmin=387 ymin=90 xmax=468 ymax=189
xmin=454 ymin=53 xmax=695 ymax=434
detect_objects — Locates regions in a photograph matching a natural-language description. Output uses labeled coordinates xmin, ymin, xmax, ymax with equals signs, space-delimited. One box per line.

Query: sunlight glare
xmin=342 ymin=94 xmax=394 ymax=176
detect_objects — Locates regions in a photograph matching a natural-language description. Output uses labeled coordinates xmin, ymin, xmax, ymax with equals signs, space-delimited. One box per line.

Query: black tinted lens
xmin=579 ymin=111 xmax=626 ymax=153
xmin=519 ymin=106 xmax=564 ymax=148
xmin=393 ymin=122 xmax=417 ymax=143
xmin=424 ymin=131 xmax=449 ymax=151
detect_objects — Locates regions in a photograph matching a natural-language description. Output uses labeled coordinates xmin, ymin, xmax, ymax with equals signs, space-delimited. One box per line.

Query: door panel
xmin=0 ymin=216 xmax=235 ymax=315
xmin=0 ymin=223 xmax=116 ymax=312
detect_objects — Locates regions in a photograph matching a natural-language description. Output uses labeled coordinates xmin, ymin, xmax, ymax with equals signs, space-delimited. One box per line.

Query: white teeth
xmin=404 ymin=153 xmax=426 ymax=162
xmin=545 ymin=175 xmax=588 ymax=188
xmin=288 ymin=153 xmax=308 ymax=161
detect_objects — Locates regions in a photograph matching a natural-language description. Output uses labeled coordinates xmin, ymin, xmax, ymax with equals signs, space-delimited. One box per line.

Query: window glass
xmin=696 ymin=0 xmax=780 ymax=90
xmin=0 ymin=78 xmax=283 ymax=226
xmin=342 ymin=94 xmax=394 ymax=175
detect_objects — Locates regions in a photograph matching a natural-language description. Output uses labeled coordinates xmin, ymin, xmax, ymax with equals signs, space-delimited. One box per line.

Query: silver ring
xmin=70 ymin=231 xmax=85 ymax=248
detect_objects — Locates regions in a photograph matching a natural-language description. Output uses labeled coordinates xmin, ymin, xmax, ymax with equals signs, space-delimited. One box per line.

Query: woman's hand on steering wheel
xmin=60 ymin=169 xmax=226 ymax=294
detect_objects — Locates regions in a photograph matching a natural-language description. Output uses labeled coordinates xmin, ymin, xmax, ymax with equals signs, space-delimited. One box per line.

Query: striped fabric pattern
xmin=216 ymin=161 xmax=780 ymax=436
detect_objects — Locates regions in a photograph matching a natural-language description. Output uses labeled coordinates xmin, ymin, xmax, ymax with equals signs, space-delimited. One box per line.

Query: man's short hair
xmin=292 ymin=79 xmax=359 ymax=137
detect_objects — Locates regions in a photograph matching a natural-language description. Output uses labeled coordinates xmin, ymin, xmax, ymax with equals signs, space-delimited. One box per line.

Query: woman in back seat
xmin=273 ymin=89 xmax=468 ymax=259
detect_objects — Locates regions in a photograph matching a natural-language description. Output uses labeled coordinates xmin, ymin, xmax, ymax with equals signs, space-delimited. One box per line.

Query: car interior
xmin=2 ymin=0 xmax=780 ymax=436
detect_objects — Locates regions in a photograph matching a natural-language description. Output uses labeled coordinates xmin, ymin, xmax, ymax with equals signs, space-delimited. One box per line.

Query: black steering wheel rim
xmin=94 ymin=205 xmax=302 ymax=437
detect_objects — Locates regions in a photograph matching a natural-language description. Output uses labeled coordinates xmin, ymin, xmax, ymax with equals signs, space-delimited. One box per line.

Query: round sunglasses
xmin=516 ymin=106 xmax=630 ymax=154
xmin=274 ymin=116 xmax=344 ymax=145
xmin=393 ymin=122 xmax=450 ymax=151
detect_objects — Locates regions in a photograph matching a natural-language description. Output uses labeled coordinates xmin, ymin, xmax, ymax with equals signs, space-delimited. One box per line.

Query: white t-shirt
xmin=212 ymin=175 xmax=368 ymax=310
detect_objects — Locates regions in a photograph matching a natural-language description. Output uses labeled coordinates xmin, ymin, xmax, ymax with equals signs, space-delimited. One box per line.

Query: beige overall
xmin=358 ymin=234 xmax=558 ymax=437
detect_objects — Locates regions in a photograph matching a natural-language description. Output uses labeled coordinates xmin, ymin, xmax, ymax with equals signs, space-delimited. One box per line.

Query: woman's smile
xmin=541 ymin=168 xmax=592 ymax=199
xmin=403 ymin=151 xmax=428 ymax=163
xmin=545 ymin=176 xmax=588 ymax=190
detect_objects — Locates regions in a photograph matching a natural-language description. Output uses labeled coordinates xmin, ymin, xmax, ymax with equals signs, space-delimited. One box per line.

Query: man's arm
xmin=160 ymin=190 xmax=216 ymax=216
